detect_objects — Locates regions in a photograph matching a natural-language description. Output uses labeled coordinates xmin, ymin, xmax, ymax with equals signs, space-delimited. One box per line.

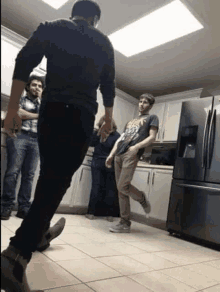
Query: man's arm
xmin=134 ymin=126 xmax=157 ymax=150
xmin=18 ymin=109 xmax=39 ymax=120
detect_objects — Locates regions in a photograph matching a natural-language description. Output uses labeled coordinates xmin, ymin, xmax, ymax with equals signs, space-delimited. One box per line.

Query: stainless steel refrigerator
xmin=166 ymin=95 xmax=220 ymax=246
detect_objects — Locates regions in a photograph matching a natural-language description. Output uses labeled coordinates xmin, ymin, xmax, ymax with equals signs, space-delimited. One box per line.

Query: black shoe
xmin=1 ymin=245 xmax=44 ymax=292
xmin=1 ymin=207 xmax=12 ymax=220
xmin=16 ymin=207 xmax=30 ymax=219
xmin=36 ymin=217 xmax=66 ymax=252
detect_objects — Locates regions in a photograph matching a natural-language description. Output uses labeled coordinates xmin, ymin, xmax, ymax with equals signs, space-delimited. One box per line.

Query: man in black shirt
xmin=2 ymin=1 xmax=115 ymax=291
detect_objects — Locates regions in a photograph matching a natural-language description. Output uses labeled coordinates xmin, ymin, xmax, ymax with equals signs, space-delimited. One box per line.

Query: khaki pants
xmin=114 ymin=152 xmax=145 ymax=225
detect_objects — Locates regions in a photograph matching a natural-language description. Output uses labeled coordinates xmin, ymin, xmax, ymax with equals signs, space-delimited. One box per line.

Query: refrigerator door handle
xmin=176 ymin=183 xmax=219 ymax=192
xmin=207 ymin=109 xmax=216 ymax=169
xmin=202 ymin=110 xmax=211 ymax=168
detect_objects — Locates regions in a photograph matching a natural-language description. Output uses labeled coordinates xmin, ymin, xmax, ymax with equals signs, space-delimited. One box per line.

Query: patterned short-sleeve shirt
xmin=115 ymin=114 xmax=159 ymax=157
xmin=19 ymin=95 xmax=41 ymax=133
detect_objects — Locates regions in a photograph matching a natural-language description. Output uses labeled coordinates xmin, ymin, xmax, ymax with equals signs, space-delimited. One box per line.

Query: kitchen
xmin=1 ymin=0 xmax=220 ymax=291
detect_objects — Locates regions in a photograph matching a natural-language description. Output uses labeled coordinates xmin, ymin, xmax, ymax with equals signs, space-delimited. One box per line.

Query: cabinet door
xmin=71 ymin=165 xmax=92 ymax=207
xmin=162 ymin=101 xmax=182 ymax=142
xmin=149 ymin=170 xmax=173 ymax=221
xmin=60 ymin=172 xmax=77 ymax=206
xmin=1 ymin=39 xmax=22 ymax=96
xmin=113 ymin=96 xmax=136 ymax=134
xmin=130 ymin=168 xmax=151 ymax=216
xmin=149 ymin=103 xmax=165 ymax=142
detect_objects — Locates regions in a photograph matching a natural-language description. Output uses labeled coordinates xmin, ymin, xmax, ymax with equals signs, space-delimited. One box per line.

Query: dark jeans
xmin=87 ymin=158 xmax=120 ymax=217
xmin=1 ymin=131 xmax=39 ymax=209
xmin=10 ymin=102 xmax=95 ymax=256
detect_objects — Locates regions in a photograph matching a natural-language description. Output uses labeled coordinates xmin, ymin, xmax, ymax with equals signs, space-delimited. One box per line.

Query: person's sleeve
xmin=99 ymin=37 xmax=115 ymax=108
xmin=149 ymin=115 xmax=159 ymax=130
xmin=89 ymin=130 xmax=100 ymax=147
xmin=13 ymin=22 xmax=50 ymax=82
xmin=19 ymin=96 xmax=25 ymax=109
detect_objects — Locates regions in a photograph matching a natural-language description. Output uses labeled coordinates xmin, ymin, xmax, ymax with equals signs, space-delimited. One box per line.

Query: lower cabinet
xmin=130 ymin=168 xmax=152 ymax=216
xmin=149 ymin=169 xmax=173 ymax=221
xmin=130 ymin=167 xmax=173 ymax=221
xmin=70 ymin=165 xmax=92 ymax=208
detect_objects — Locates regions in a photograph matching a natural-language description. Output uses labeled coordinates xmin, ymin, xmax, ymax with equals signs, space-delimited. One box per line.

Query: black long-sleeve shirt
xmin=13 ymin=19 xmax=115 ymax=115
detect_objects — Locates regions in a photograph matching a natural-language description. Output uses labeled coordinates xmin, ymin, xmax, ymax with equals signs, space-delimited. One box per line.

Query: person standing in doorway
xmin=86 ymin=116 xmax=120 ymax=222
xmin=1 ymin=1 xmax=115 ymax=291
xmin=105 ymin=93 xmax=159 ymax=233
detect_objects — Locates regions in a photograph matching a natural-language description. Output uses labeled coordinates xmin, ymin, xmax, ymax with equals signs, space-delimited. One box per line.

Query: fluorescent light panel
xmin=109 ymin=0 xmax=204 ymax=57
xmin=41 ymin=0 xmax=68 ymax=9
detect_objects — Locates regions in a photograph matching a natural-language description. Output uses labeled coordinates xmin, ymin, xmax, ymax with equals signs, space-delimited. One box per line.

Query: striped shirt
xmin=19 ymin=95 xmax=41 ymax=133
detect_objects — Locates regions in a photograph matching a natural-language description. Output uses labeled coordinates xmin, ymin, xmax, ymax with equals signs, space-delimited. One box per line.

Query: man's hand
xmin=98 ymin=119 xmax=113 ymax=143
xmin=127 ymin=145 xmax=139 ymax=156
xmin=105 ymin=155 xmax=114 ymax=168
xmin=4 ymin=110 xmax=22 ymax=138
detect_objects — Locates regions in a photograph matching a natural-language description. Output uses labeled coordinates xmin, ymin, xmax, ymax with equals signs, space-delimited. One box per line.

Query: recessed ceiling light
xmin=41 ymin=0 xmax=68 ymax=10
xmin=109 ymin=0 xmax=204 ymax=57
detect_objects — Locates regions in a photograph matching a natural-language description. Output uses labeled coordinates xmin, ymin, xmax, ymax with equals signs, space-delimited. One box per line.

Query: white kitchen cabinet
xmin=95 ymin=88 xmax=138 ymax=134
xmin=162 ymin=101 xmax=182 ymax=142
xmin=149 ymin=103 xmax=166 ymax=142
xmin=70 ymin=165 xmax=92 ymax=207
xmin=130 ymin=168 xmax=152 ymax=216
xmin=149 ymin=169 xmax=173 ymax=221
xmin=1 ymin=38 xmax=22 ymax=96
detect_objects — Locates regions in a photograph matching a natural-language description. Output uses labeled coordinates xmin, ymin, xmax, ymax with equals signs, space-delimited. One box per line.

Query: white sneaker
xmin=109 ymin=222 xmax=131 ymax=233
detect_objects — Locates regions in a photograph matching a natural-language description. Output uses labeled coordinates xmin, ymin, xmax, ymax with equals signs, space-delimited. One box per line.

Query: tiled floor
xmin=1 ymin=212 xmax=220 ymax=292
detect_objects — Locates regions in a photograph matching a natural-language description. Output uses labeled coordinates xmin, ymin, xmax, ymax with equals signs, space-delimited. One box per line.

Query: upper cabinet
xmin=1 ymin=26 xmax=46 ymax=96
xmin=95 ymin=88 xmax=138 ymax=134
xmin=148 ymin=89 xmax=211 ymax=143
xmin=148 ymin=102 xmax=166 ymax=142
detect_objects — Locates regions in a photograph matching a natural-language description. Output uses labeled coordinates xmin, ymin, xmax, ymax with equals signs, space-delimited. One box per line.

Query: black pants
xmin=87 ymin=158 xmax=120 ymax=217
xmin=10 ymin=101 xmax=95 ymax=256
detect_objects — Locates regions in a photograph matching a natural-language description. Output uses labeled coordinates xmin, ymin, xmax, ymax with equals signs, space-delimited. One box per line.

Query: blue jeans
xmin=1 ymin=131 xmax=39 ymax=209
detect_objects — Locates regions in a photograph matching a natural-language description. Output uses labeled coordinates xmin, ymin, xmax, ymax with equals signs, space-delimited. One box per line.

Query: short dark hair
xmin=25 ymin=74 xmax=45 ymax=93
xmin=71 ymin=0 xmax=101 ymax=20
xmin=139 ymin=93 xmax=155 ymax=106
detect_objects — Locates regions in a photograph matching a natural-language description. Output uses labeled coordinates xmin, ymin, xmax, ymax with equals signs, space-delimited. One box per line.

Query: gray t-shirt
xmin=115 ymin=114 xmax=159 ymax=157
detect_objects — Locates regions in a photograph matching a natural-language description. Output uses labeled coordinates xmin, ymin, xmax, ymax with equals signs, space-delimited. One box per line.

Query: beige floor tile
xmin=87 ymin=276 xmax=152 ymax=292
xmin=104 ymin=242 xmax=146 ymax=255
xmin=59 ymin=233 xmax=95 ymax=244
xmin=45 ymin=283 xmax=94 ymax=291
xmin=155 ymin=249 xmax=218 ymax=265
xmin=1 ymin=225 xmax=14 ymax=235
xmin=31 ymin=251 xmax=52 ymax=263
xmin=162 ymin=266 xmax=218 ymax=290
xmin=42 ymin=244 xmax=90 ymax=261
xmin=57 ymin=257 xmax=121 ymax=282
xmin=185 ymin=263 xmax=220 ymax=282
xmin=97 ymin=255 xmax=153 ymax=275
xmin=201 ymin=285 xmax=220 ymax=292
xmin=72 ymin=242 xmax=122 ymax=257
xmin=27 ymin=261 xmax=80 ymax=290
xmin=61 ymin=226 xmax=82 ymax=234
xmin=129 ymin=252 xmax=178 ymax=269
xmin=129 ymin=270 xmax=197 ymax=292
xmin=206 ymin=260 xmax=220 ymax=270
xmin=126 ymin=240 xmax=170 ymax=252
xmin=1 ymin=234 xmax=11 ymax=246
xmin=2 ymin=223 xmax=18 ymax=233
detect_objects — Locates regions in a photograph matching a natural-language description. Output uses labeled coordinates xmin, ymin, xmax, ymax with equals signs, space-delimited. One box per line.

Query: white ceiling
xmin=2 ymin=0 xmax=220 ymax=98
